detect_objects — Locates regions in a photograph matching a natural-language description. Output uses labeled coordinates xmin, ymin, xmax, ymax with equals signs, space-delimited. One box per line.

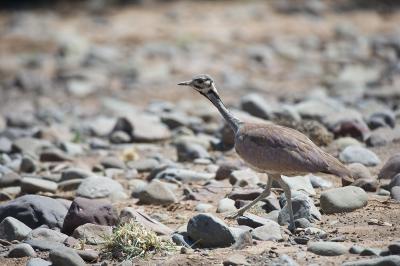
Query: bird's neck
xmin=206 ymin=90 xmax=241 ymax=134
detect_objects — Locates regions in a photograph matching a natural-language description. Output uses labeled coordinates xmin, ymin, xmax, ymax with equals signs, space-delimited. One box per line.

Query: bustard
xmin=178 ymin=74 xmax=352 ymax=230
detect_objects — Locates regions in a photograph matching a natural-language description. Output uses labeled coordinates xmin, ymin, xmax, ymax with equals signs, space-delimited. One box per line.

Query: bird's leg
xmin=276 ymin=176 xmax=295 ymax=232
xmin=225 ymin=174 xmax=273 ymax=220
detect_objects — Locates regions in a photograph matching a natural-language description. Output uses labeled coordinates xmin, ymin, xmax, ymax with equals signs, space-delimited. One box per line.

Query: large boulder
xmin=0 ymin=195 xmax=68 ymax=229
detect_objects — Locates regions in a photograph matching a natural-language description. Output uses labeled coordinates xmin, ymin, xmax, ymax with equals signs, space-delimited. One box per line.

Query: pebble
xmin=230 ymin=168 xmax=260 ymax=187
xmin=320 ymin=186 xmax=368 ymax=214
xmin=49 ymin=247 xmax=86 ymax=266
xmin=20 ymin=177 xmax=58 ymax=194
xmin=237 ymin=213 xmax=276 ymax=228
xmin=307 ymin=241 xmax=348 ymax=256
xmin=389 ymin=174 xmax=400 ymax=190
xmin=309 ymin=175 xmax=333 ymax=189
xmin=0 ymin=216 xmax=32 ymax=241
xmin=76 ymin=249 xmax=99 ymax=262
xmin=72 ymin=223 xmax=112 ymax=245
xmin=195 ymin=203 xmax=214 ymax=212
xmin=151 ymin=167 xmax=214 ymax=183
xmin=60 ymin=168 xmax=94 ymax=181
xmin=240 ymin=93 xmax=274 ymax=120
xmin=187 ymin=213 xmax=235 ymax=248
xmin=281 ymin=175 xmax=316 ymax=195
xmin=39 ymin=149 xmax=72 ymax=162
xmin=25 ymin=228 xmax=68 ymax=243
xmin=7 ymin=243 xmax=36 ymax=258
xmin=279 ymin=192 xmax=321 ymax=224
xmin=251 ymin=220 xmax=282 ymax=241
xmin=391 ymin=186 xmax=400 ymax=201
xmin=347 ymin=163 xmax=372 ymax=180
xmin=138 ymin=179 xmax=178 ymax=205
xmin=388 ymin=242 xmax=400 ymax=254
xmin=223 ymin=254 xmax=249 ymax=266
xmin=217 ymin=198 xmax=237 ymax=213
xmin=339 ymin=146 xmax=380 ymax=166
xmin=215 ymin=162 xmax=241 ymax=181
xmin=0 ymin=194 xmax=68 ymax=229
xmin=359 ymin=247 xmax=382 ymax=256
xmin=342 ymin=255 xmax=400 ymax=266
xmin=176 ymin=142 xmax=210 ymax=162
xmin=129 ymin=179 xmax=148 ymax=198
xmin=100 ymin=156 xmax=125 ymax=169
xmin=0 ymin=137 xmax=12 ymax=153
xmin=26 ymin=258 xmax=51 ymax=266
xmin=0 ymin=172 xmax=21 ymax=188
xmin=76 ymin=176 xmax=124 ymax=199
xmin=62 ymin=197 xmax=118 ymax=235
xmin=332 ymin=137 xmax=362 ymax=151
xmin=378 ymin=153 xmax=400 ymax=179
xmin=20 ymin=156 xmax=36 ymax=173
xmin=270 ymin=254 xmax=299 ymax=266
xmin=128 ymin=158 xmax=160 ymax=172
xmin=304 ymin=227 xmax=327 ymax=238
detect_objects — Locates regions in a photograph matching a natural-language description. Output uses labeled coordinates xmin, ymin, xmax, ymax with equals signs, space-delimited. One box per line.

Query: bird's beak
xmin=177 ymin=80 xmax=192 ymax=86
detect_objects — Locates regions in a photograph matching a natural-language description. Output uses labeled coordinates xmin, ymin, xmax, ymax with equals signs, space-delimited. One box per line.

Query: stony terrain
xmin=0 ymin=1 xmax=399 ymax=265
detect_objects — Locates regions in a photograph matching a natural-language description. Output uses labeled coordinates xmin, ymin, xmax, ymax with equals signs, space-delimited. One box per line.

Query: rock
xmin=24 ymin=239 xmax=64 ymax=251
xmin=109 ymin=130 xmax=131 ymax=144
xmin=295 ymin=218 xmax=312 ymax=229
xmin=0 ymin=216 xmax=32 ymax=241
xmin=304 ymin=227 xmax=327 ymax=238
xmin=62 ymin=197 xmax=118 ymax=235
xmin=331 ymin=119 xmax=370 ymax=141
xmin=307 ymin=241 xmax=348 ymax=256
xmin=25 ymin=228 xmax=68 ymax=243
xmin=217 ymin=198 xmax=237 ymax=213
xmin=100 ymin=156 xmax=125 ymax=169
xmin=0 ymin=137 xmax=12 ymax=153
xmin=195 ymin=203 xmax=214 ymax=212
xmin=377 ymin=188 xmax=391 ymax=196
xmin=72 ymin=223 xmax=112 ymax=245
xmin=151 ymin=167 xmax=214 ymax=183
xmin=0 ymin=172 xmax=21 ymax=187
xmin=187 ymin=213 xmax=235 ymax=248
xmin=388 ymin=242 xmax=400 ymax=254
xmin=215 ymin=162 xmax=241 ymax=180
xmin=348 ymin=163 xmax=372 ymax=180
xmin=138 ymin=179 xmax=177 ymax=205
xmin=60 ymin=142 xmax=84 ymax=156
xmin=230 ymin=169 xmax=260 ymax=187
xmin=270 ymin=254 xmax=299 ymax=266
xmin=0 ymin=195 xmax=68 ymax=229
xmin=76 ymin=249 xmax=99 ymax=262
xmin=119 ymin=207 xmax=173 ymax=235
xmin=49 ymin=247 xmax=86 ymax=266
xmin=251 ymin=220 xmax=282 ymax=241
xmin=352 ymin=178 xmax=378 ymax=192
xmin=228 ymin=188 xmax=264 ymax=201
xmin=379 ymin=153 xmax=400 ymax=179
xmin=223 ymin=254 xmax=249 ymax=266
xmin=240 ymin=93 xmax=274 ymax=120
xmin=60 ymin=168 xmax=94 ymax=181
xmin=20 ymin=157 xmax=36 ymax=173
xmin=128 ymin=158 xmax=160 ymax=172
xmin=320 ymin=186 xmax=368 ymax=214
xmin=176 ymin=142 xmax=210 ymax=162
xmin=342 ymin=255 xmax=400 ymax=266
xmin=309 ymin=175 xmax=333 ymax=189
xmin=368 ymin=111 xmax=396 ymax=129
xmin=128 ymin=113 xmax=171 ymax=142
xmin=7 ymin=243 xmax=36 ymax=258
xmin=332 ymin=137 xmax=363 ymax=151
xmin=339 ymin=146 xmax=380 ymax=166
xmin=39 ymin=149 xmax=72 ymax=162
xmin=58 ymin=179 xmax=83 ymax=191
xmin=76 ymin=176 xmax=124 ymax=199
xmin=237 ymin=213 xmax=276 ymax=228
xmin=20 ymin=177 xmax=57 ymax=194
xmin=349 ymin=245 xmax=364 ymax=254
xmin=129 ymin=179 xmax=148 ymax=198
xmin=359 ymin=247 xmax=382 ymax=256
xmin=294 ymin=99 xmax=341 ymax=120
xmin=281 ymin=175 xmax=315 ymax=195
xmin=12 ymin=138 xmax=52 ymax=158
xmin=279 ymin=192 xmax=321 ymax=224
xmin=391 ymin=186 xmax=400 ymax=201
xmin=26 ymin=258 xmax=51 ymax=266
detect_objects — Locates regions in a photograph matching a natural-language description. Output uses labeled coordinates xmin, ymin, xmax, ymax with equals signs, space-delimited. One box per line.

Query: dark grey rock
xmin=307 ymin=241 xmax=347 ymax=256
xmin=20 ymin=157 xmax=36 ymax=173
xmin=129 ymin=179 xmax=148 ymax=198
xmin=339 ymin=146 xmax=380 ymax=166
xmin=320 ymin=186 xmax=368 ymax=214
xmin=294 ymin=218 xmax=311 ymax=228
xmin=7 ymin=243 xmax=36 ymax=258
xmin=20 ymin=177 xmax=57 ymax=194
xmin=388 ymin=242 xmax=400 ymax=254
xmin=62 ymin=197 xmax=118 ymax=235
xmin=72 ymin=223 xmax=112 ymax=245
xmin=215 ymin=162 xmax=241 ymax=181
xmin=379 ymin=153 xmax=400 ymax=179
xmin=0 ymin=216 xmax=31 ymax=241
xmin=25 ymin=228 xmax=68 ymax=243
xmin=342 ymin=255 xmax=400 ymax=266
xmin=360 ymin=247 xmax=382 ymax=256
xmin=389 ymin=174 xmax=400 ymax=190
xmin=187 ymin=213 xmax=235 ymax=248
xmin=24 ymin=239 xmax=65 ymax=251
xmin=49 ymin=247 xmax=86 ymax=266
xmin=138 ymin=179 xmax=177 ymax=205
xmin=60 ymin=168 xmax=94 ymax=181
xmin=76 ymin=249 xmax=99 ymax=262
xmin=237 ymin=213 xmax=276 ymax=228
xmin=76 ymin=176 xmax=124 ymax=199
xmin=176 ymin=142 xmax=210 ymax=162
xmin=278 ymin=191 xmax=321 ymax=224
xmin=240 ymin=93 xmax=274 ymax=120
xmin=349 ymin=245 xmax=364 ymax=254
xmin=0 ymin=195 xmax=68 ymax=229
xmin=39 ymin=149 xmax=72 ymax=162
xmin=251 ymin=220 xmax=282 ymax=241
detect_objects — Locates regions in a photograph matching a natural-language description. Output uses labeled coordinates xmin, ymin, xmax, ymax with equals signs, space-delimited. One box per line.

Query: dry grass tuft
xmin=102 ymin=219 xmax=176 ymax=260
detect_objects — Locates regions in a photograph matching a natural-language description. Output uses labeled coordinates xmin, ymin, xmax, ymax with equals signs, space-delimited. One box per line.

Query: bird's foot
xmin=224 ymin=210 xmax=245 ymax=220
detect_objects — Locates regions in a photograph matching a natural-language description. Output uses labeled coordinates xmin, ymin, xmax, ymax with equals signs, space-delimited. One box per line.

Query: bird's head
xmin=178 ymin=74 xmax=219 ymax=98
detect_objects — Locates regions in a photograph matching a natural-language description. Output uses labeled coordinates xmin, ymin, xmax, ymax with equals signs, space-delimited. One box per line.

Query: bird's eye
xmin=197 ymin=80 xmax=204 ymax=84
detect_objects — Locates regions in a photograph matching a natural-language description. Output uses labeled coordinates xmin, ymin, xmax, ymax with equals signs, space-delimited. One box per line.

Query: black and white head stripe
xmin=190 ymin=74 xmax=215 ymax=94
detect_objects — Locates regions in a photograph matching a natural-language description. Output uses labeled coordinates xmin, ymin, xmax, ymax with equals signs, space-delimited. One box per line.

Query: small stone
xmin=215 ymin=162 xmax=241 ymax=181
xmin=0 ymin=216 xmax=32 ymax=241
xmin=309 ymin=175 xmax=333 ymax=189
xmin=60 ymin=168 xmax=94 ymax=181
xmin=24 ymin=239 xmax=64 ymax=251
xmin=0 ymin=137 xmax=12 ymax=153
xmin=217 ymin=198 xmax=237 ymax=213
xmin=332 ymin=137 xmax=362 ymax=151
xmin=109 ymin=130 xmax=131 ymax=144
xmin=20 ymin=177 xmax=58 ymax=194
xmin=39 ymin=149 xmax=71 ymax=162
xmin=282 ymin=175 xmax=315 ymax=195
xmin=347 ymin=163 xmax=372 ymax=180
xmin=138 ymin=179 xmax=178 ymax=205
xmin=388 ymin=242 xmax=400 ymax=254
xmin=129 ymin=179 xmax=148 ymax=198
xmin=176 ymin=142 xmax=210 ymax=162
xmin=187 ymin=213 xmax=235 ymax=248
xmin=349 ymin=245 xmax=364 ymax=254
xmin=128 ymin=158 xmax=160 ymax=172
xmin=389 ymin=174 xmax=400 ymax=190
xmin=378 ymin=153 xmax=400 ymax=179
xmin=25 ymin=228 xmax=68 ymax=243
xmin=339 ymin=146 xmax=380 ymax=166
xmin=20 ymin=157 xmax=36 ymax=173
xmin=49 ymin=247 xmax=86 ymax=266
xmin=76 ymin=249 xmax=99 ymax=262
xmin=251 ymin=220 xmax=282 ymax=241
xmin=320 ymin=186 xmax=368 ymax=214
xmin=294 ymin=218 xmax=311 ymax=229
xmin=76 ymin=176 xmax=124 ymax=199
xmin=304 ymin=227 xmax=327 ymax=238
xmin=270 ymin=254 xmax=299 ymax=266
xmin=100 ymin=156 xmax=125 ymax=169
xmin=391 ymin=186 xmax=400 ymax=201
xmin=0 ymin=172 xmax=21 ymax=188
xmin=151 ymin=167 xmax=214 ymax=183
xmin=228 ymin=188 xmax=264 ymax=201
xmin=195 ymin=203 xmax=213 ymax=212
xmin=26 ymin=258 xmax=51 ymax=266
xmin=307 ymin=241 xmax=348 ymax=256
xmin=240 ymin=93 xmax=274 ymax=120
xmin=58 ymin=179 xmax=83 ymax=191
xmin=230 ymin=169 xmax=259 ymax=187
xmin=342 ymin=255 xmax=400 ymax=266
xmin=377 ymin=188 xmax=391 ymax=196
xmin=237 ymin=213 xmax=277 ymax=228
xmin=72 ymin=223 xmax=112 ymax=245
xmin=279 ymin=192 xmax=321 ymax=224
xmin=359 ymin=247 xmax=382 ymax=256
xmin=223 ymin=254 xmax=249 ymax=266
xmin=7 ymin=243 xmax=36 ymax=258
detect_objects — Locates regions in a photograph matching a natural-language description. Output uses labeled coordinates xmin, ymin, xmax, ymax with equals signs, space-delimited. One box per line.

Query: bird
xmin=178 ymin=74 xmax=352 ymax=231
